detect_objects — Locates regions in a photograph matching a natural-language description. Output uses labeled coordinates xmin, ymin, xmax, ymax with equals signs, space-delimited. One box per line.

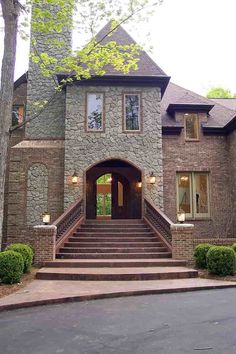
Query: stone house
xmin=2 ymin=20 xmax=236 ymax=265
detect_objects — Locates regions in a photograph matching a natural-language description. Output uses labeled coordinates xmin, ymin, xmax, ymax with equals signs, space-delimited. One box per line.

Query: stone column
xmin=33 ymin=225 xmax=57 ymax=265
xmin=171 ymin=224 xmax=194 ymax=265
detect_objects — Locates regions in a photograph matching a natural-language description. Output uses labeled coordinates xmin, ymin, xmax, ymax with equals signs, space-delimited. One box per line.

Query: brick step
xmin=56 ymin=252 xmax=172 ymax=259
xmin=76 ymin=228 xmax=152 ymax=233
xmin=68 ymin=237 xmax=159 ymax=242
xmin=80 ymin=224 xmax=149 ymax=229
xmin=36 ymin=267 xmax=198 ymax=281
xmin=85 ymin=219 xmax=144 ymax=224
xmin=44 ymin=259 xmax=186 ymax=268
xmin=59 ymin=247 xmax=168 ymax=254
xmin=73 ymin=232 xmax=155 ymax=237
xmin=64 ymin=242 xmax=163 ymax=248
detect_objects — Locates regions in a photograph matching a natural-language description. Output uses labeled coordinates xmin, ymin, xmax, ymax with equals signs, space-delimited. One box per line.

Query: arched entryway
xmin=86 ymin=159 xmax=142 ymax=219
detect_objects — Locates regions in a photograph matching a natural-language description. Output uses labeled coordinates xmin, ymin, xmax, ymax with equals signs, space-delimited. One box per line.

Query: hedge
xmin=194 ymin=244 xmax=212 ymax=269
xmin=0 ymin=251 xmax=24 ymax=284
xmin=6 ymin=243 xmax=34 ymax=273
xmin=206 ymin=246 xmax=236 ymax=276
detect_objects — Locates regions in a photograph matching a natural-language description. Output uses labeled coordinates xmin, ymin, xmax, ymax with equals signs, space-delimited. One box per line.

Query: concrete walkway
xmin=0 ymin=277 xmax=236 ymax=312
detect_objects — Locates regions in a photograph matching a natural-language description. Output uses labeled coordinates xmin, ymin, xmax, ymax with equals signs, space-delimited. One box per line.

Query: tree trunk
xmin=0 ymin=1 xmax=20 ymax=248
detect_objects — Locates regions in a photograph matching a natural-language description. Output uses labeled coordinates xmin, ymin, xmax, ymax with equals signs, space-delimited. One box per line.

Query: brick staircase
xmin=36 ymin=219 xmax=198 ymax=281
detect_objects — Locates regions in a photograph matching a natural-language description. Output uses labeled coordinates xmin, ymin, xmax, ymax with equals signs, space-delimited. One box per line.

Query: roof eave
xmin=167 ymin=103 xmax=214 ymax=115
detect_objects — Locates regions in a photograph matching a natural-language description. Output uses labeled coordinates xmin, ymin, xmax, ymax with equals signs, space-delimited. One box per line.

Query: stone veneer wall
xmin=26 ymin=164 xmax=48 ymax=225
xmin=163 ymin=112 xmax=234 ymax=238
xmin=228 ymin=130 xmax=236 ymax=236
xmin=64 ymin=85 xmax=163 ymax=210
xmin=4 ymin=140 xmax=64 ymax=249
xmin=25 ymin=4 xmax=72 ymax=139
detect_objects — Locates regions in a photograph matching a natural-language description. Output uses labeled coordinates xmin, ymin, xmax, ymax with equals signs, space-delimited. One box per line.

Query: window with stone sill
xmin=123 ymin=93 xmax=141 ymax=132
xmin=176 ymin=172 xmax=210 ymax=219
xmin=184 ymin=113 xmax=199 ymax=141
xmin=86 ymin=93 xmax=104 ymax=131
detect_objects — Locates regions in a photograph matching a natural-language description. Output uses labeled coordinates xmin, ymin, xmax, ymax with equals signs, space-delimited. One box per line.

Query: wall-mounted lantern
xmin=42 ymin=211 xmax=51 ymax=225
xmin=149 ymin=172 xmax=156 ymax=184
xmin=72 ymin=171 xmax=78 ymax=185
xmin=177 ymin=211 xmax=186 ymax=224
xmin=137 ymin=180 xmax=142 ymax=188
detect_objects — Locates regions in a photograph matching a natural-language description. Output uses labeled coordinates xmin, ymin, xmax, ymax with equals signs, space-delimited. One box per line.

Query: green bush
xmin=0 ymin=251 xmax=24 ymax=284
xmin=232 ymin=243 xmax=236 ymax=253
xmin=6 ymin=243 xmax=34 ymax=273
xmin=194 ymin=244 xmax=212 ymax=269
xmin=206 ymin=246 xmax=236 ymax=276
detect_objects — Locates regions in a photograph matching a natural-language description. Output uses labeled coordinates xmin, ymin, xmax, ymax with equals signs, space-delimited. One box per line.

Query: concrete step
xmin=36 ymin=266 xmax=198 ymax=281
xmin=56 ymin=252 xmax=172 ymax=259
xmin=63 ymin=242 xmax=163 ymax=248
xmin=80 ymin=224 xmax=149 ymax=229
xmin=44 ymin=259 xmax=187 ymax=268
xmin=68 ymin=237 xmax=159 ymax=242
xmin=59 ymin=247 xmax=168 ymax=254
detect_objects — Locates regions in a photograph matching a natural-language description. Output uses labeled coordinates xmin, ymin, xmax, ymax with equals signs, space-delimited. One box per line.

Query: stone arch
xmin=26 ymin=163 xmax=48 ymax=225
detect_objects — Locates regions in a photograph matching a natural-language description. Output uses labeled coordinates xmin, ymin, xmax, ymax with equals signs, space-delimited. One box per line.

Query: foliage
xmin=231 ymin=243 xmax=236 ymax=253
xmin=206 ymin=87 xmax=236 ymax=98
xmin=6 ymin=243 xmax=34 ymax=273
xmin=206 ymin=246 xmax=236 ymax=276
xmin=194 ymin=244 xmax=212 ymax=269
xmin=0 ymin=251 xmax=24 ymax=284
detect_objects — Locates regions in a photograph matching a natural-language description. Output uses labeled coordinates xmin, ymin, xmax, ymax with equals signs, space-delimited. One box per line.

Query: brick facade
xmin=171 ymin=224 xmax=194 ymax=265
xmin=163 ymin=112 xmax=234 ymax=239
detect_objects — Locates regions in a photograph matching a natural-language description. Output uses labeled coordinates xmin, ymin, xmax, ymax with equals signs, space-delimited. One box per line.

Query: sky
xmin=0 ymin=0 xmax=236 ymax=96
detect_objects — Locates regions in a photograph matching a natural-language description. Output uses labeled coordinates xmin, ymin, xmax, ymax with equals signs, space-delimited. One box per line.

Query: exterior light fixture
xmin=177 ymin=211 xmax=186 ymax=224
xmin=72 ymin=171 xmax=78 ymax=185
xmin=180 ymin=176 xmax=189 ymax=182
xmin=42 ymin=211 xmax=51 ymax=225
xmin=137 ymin=181 xmax=142 ymax=188
xmin=149 ymin=172 xmax=156 ymax=184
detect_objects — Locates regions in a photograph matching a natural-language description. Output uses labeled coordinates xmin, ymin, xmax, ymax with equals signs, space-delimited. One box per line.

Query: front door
xmin=112 ymin=173 xmax=130 ymax=219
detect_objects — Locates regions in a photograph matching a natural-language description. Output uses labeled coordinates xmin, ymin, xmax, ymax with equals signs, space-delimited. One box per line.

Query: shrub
xmin=206 ymin=246 xmax=236 ymax=276
xmin=232 ymin=243 xmax=236 ymax=253
xmin=194 ymin=244 xmax=212 ymax=269
xmin=6 ymin=244 xmax=34 ymax=273
xmin=0 ymin=251 xmax=24 ymax=284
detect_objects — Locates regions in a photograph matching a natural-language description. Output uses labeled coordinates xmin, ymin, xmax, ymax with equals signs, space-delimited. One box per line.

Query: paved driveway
xmin=1 ymin=289 xmax=236 ymax=354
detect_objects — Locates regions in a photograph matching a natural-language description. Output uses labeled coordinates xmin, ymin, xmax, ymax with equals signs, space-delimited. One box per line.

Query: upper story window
xmin=124 ymin=93 xmax=141 ymax=132
xmin=177 ymin=172 xmax=210 ymax=219
xmin=86 ymin=93 xmax=104 ymax=131
xmin=184 ymin=113 xmax=199 ymax=141
xmin=12 ymin=105 xmax=24 ymax=126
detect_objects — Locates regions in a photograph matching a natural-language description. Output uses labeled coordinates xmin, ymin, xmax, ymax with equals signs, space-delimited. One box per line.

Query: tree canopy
xmin=206 ymin=87 xmax=236 ymax=98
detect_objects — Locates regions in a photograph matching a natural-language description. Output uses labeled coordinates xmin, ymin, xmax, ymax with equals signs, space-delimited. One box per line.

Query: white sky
xmin=1 ymin=0 xmax=236 ymax=96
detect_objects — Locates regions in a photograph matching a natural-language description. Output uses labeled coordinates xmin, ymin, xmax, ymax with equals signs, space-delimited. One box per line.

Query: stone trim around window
xmin=184 ymin=113 xmax=200 ymax=141
xmin=122 ymin=92 xmax=142 ymax=133
xmin=85 ymin=92 xmax=105 ymax=132
xmin=176 ymin=172 xmax=210 ymax=220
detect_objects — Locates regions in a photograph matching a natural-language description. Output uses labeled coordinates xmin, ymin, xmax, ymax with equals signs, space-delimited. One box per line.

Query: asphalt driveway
xmin=1 ymin=289 xmax=236 ymax=354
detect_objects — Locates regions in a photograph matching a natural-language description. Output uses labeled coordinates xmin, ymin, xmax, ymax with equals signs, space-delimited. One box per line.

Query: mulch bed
xmin=0 ymin=268 xmax=39 ymax=299
xmin=198 ymin=269 xmax=236 ymax=282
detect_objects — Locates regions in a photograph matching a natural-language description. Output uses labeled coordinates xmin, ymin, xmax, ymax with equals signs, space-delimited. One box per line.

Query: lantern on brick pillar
xmin=177 ymin=211 xmax=186 ymax=224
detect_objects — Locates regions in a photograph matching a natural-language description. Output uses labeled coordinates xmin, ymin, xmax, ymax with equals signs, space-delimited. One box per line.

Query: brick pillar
xmin=33 ymin=225 xmax=57 ymax=265
xmin=171 ymin=224 xmax=194 ymax=265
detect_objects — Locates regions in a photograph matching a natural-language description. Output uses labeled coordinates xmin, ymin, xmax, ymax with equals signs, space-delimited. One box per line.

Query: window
xmin=12 ymin=105 xmax=24 ymax=126
xmin=86 ymin=93 xmax=104 ymax=131
xmin=177 ymin=172 xmax=210 ymax=219
xmin=184 ymin=113 xmax=199 ymax=140
xmin=124 ymin=93 xmax=141 ymax=131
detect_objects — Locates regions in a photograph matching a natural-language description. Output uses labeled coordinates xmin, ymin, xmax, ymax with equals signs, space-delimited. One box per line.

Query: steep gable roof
xmin=95 ymin=21 xmax=167 ymax=77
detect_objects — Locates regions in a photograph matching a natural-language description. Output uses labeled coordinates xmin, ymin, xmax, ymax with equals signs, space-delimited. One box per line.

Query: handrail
xmin=53 ymin=198 xmax=84 ymax=242
xmin=144 ymin=198 xmax=173 ymax=246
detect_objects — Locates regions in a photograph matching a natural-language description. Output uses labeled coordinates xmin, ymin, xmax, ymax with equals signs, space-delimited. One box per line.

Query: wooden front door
xmin=112 ymin=173 xmax=130 ymax=219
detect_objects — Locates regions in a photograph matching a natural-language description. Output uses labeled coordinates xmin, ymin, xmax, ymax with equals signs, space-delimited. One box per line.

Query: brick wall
xmin=228 ymin=130 xmax=236 ymax=236
xmin=4 ymin=140 xmax=64 ymax=248
xmin=171 ymin=224 xmax=194 ymax=264
xmin=33 ymin=225 xmax=56 ymax=265
xmin=163 ymin=112 xmax=234 ymax=239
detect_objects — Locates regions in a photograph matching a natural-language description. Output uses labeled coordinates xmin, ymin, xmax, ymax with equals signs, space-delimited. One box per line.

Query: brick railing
xmin=144 ymin=198 xmax=173 ymax=248
xmin=53 ymin=198 xmax=84 ymax=244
